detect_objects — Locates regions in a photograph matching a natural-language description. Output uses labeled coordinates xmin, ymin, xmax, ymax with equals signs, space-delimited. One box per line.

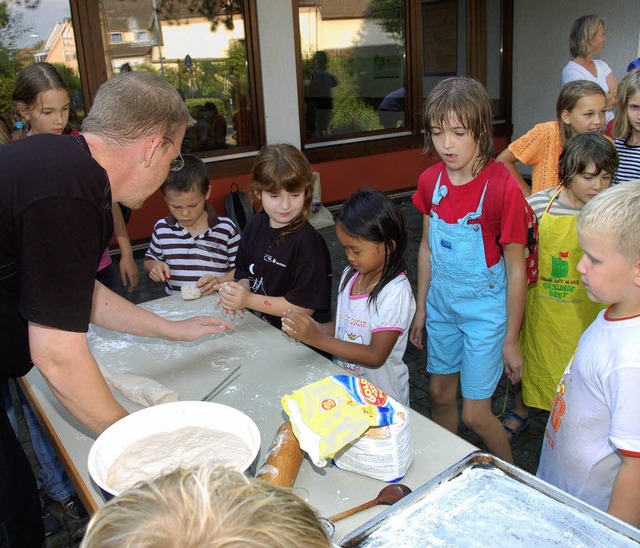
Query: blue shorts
xmin=426 ymin=278 xmax=506 ymax=400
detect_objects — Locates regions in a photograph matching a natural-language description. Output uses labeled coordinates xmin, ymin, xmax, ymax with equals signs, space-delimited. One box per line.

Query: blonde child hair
xmin=577 ymin=179 xmax=640 ymax=262
xmin=613 ymin=68 xmax=640 ymax=139
xmin=81 ymin=465 xmax=331 ymax=548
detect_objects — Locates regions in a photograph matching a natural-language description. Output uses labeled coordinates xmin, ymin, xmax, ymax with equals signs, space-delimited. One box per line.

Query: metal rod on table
xmin=201 ymin=365 xmax=241 ymax=402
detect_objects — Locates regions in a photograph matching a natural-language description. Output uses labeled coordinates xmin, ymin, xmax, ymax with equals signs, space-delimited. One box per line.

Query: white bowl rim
xmin=88 ymin=401 xmax=261 ymax=497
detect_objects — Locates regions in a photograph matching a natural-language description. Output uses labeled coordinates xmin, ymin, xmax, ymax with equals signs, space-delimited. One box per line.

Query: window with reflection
xmin=295 ymin=0 xmax=512 ymax=156
xmin=422 ymin=0 xmax=511 ymax=125
xmin=99 ymin=0 xmax=258 ymax=155
xmin=297 ymin=0 xmax=409 ymax=143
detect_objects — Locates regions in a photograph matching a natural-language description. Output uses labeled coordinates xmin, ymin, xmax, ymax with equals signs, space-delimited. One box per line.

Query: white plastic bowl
xmin=88 ymin=401 xmax=261 ymax=497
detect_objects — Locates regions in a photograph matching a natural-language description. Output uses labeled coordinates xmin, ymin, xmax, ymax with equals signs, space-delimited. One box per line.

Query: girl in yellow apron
xmin=503 ymin=133 xmax=618 ymax=440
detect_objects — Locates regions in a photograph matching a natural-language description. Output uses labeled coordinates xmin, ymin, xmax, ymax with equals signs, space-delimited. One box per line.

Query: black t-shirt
xmin=234 ymin=212 xmax=332 ymax=328
xmin=0 ymin=134 xmax=113 ymax=382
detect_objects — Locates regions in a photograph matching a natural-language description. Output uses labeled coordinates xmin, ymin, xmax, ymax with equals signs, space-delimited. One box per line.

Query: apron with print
xmin=520 ymin=188 xmax=605 ymax=411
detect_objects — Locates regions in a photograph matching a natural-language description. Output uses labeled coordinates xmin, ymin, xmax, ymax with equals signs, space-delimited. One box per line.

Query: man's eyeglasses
xmin=164 ymin=137 xmax=185 ymax=171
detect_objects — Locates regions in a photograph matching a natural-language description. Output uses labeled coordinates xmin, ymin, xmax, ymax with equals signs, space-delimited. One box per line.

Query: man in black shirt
xmin=0 ymin=72 xmax=232 ymax=546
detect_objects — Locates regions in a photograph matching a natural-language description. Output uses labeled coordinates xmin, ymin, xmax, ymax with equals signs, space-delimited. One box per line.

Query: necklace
xmin=356 ymin=275 xmax=379 ymax=295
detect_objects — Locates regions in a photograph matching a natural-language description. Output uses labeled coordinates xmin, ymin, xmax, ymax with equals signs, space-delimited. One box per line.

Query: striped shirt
xmin=145 ymin=206 xmax=240 ymax=295
xmin=614 ymin=137 xmax=640 ymax=184
xmin=526 ymin=188 xmax=581 ymax=219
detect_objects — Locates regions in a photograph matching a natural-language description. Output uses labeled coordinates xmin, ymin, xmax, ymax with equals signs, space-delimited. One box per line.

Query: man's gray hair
xmin=82 ymin=72 xmax=194 ymax=146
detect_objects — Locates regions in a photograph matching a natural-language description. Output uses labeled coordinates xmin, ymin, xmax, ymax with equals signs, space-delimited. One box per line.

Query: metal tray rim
xmin=340 ymin=450 xmax=640 ymax=546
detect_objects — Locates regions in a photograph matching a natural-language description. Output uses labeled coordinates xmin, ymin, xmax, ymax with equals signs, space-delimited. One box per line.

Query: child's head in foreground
xmin=250 ymin=143 xmax=315 ymax=233
xmin=558 ymin=133 xmax=618 ymax=204
xmin=422 ymin=76 xmax=494 ymax=177
xmin=576 ymin=180 xmax=640 ymax=312
xmin=556 ymin=80 xmax=606 ymax=143
xmin=160 ymin=155 xmax=211 ymax=226
xmin=80 ymin=465 xmax=331 ymax=548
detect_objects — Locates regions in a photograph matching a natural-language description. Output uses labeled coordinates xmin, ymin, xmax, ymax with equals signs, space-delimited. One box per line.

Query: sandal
xmin=502 ymin=409 xmax=530 ymax=441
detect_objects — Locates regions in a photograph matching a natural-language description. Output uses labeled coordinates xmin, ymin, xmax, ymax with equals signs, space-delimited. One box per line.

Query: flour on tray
xmin=357 ymin=466 xmax=637 ymax=547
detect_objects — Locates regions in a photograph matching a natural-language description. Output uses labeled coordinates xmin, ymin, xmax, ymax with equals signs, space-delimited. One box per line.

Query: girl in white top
xmin=561 ymin=14 xmax=618 ymax=124
xmin=282 ymin=189 xmax=415 ymax=405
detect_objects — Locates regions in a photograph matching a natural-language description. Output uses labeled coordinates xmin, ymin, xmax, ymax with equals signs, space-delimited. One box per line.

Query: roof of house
xmin=298 ymin=0 xmax=371 ymax=19
xmin=102 ymin=0 xmax=156 ymax=32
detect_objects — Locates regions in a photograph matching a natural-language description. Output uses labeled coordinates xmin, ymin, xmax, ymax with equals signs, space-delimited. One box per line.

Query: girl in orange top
xmin=497 ymin=80 xmax=606 ymax=196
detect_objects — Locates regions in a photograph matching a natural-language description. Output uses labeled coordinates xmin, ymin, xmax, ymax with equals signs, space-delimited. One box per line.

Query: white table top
xmin=24 ymin=294 xmax=475 ymax=543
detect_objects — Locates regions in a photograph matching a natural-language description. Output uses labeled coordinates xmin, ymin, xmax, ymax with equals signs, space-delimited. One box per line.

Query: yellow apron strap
xmin=542 ymin=187 xmax=563 ymax=216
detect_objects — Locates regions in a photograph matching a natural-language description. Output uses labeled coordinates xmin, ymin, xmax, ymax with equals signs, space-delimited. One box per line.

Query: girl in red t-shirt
xmin=410 ymin=77 xmax=529 ymax=464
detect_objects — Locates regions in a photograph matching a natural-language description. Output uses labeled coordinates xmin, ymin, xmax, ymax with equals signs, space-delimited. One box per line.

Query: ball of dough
xmin=180 ymin=284 xmax=202 ymax=300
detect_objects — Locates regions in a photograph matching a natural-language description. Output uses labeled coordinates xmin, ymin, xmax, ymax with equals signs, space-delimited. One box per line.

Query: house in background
xmin=33 ymin=18 xmax=78 ymax=72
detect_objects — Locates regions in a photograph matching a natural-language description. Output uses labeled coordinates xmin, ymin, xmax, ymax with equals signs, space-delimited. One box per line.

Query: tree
xmin=369 ymin=0 xmax=404 ymax=44
xmin=0 ymin=1 xmax=31 ymax=113
xmin=156 ymin=0 xmax=243 ymax=32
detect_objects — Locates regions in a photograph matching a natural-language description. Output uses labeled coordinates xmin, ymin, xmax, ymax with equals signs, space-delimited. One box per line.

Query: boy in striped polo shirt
xmin=145 ymin=155 xmax=240 ymax=296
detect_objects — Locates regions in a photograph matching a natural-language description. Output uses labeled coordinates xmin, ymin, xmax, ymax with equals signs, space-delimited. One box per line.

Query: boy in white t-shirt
xmin=536 ymin=180 xmax=640 ymax=527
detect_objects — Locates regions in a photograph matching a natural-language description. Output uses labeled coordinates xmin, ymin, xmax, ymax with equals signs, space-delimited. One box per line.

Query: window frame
xmin=292 ymin=0 xmax=513 ymax=164
xmin=69 ymin=0 xmax=266 ymax=178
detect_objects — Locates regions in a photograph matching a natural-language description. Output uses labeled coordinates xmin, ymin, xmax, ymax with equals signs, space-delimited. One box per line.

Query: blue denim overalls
xmin=426 ymin=171 xmax=507 ymax=399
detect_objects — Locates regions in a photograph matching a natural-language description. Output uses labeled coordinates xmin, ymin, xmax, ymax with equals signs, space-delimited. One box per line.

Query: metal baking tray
xmin=340 ymin=451 xmax=640 ymax=547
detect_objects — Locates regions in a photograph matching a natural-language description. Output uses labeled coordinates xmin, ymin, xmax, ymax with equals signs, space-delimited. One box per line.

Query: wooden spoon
xmin=328 ymin=483 xmax=412 ymax=522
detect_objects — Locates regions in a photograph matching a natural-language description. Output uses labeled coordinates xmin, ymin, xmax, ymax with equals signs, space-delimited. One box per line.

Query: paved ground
xmin=22 ymin=197 xmax=547 ymax=546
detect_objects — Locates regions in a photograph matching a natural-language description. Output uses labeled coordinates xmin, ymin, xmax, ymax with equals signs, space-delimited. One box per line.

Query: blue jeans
xmin=2 ymin=380 xmax=75 ymax=502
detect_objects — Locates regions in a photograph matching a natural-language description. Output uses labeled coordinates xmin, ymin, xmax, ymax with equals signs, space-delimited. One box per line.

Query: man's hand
xmin=165 ymin=316 xmax=234 ymax=341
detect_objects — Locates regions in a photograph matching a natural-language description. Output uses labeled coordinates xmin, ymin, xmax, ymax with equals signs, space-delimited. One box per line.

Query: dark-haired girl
xmin=283 ymin=189 xmax=415 ymax=405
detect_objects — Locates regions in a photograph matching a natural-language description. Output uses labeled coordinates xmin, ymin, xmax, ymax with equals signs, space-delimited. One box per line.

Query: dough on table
xmin=181 ymin=284 xmax=202 ymax=300
xmin=107 ymin=426 xmax=252 ymax=492
xmin=99 ymin=366 xmax=179 ymax=407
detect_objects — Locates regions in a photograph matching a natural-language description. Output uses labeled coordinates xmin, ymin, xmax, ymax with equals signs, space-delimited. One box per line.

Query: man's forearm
xmin=29 ymin=324 xmax=127 ymax=434
xmin=91 ymin=281 xmax=174 ymax=339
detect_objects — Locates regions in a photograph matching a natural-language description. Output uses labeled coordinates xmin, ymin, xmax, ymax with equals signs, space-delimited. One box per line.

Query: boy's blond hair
xmin=81 ymin=465 xmax=331 ymax=548
xmin=577 ymin=180 xmax=640 ymax=262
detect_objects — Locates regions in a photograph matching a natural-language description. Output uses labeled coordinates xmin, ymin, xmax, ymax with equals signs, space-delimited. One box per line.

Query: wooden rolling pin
xmin=256 ymin=421 xmax=304 ymax=488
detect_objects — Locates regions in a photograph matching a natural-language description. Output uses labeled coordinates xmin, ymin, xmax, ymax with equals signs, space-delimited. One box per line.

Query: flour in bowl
xmin=107 ymin=426 xmax=251 ymax=492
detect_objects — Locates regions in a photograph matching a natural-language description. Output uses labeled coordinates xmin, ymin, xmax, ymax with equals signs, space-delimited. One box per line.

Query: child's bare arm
xmin=410 ymin=215 xmax=431 ymax=349
xmin=282 ymin=310 xmax=399 ymax=368
xmin=112 ymin=204 xmax=139 ymax=293
xmin=144 ymin=258 xmax=170 ymax=283
xmin=502 ymin=242 xmax=526 ymax=383
xmin=217 ymin=280 xmax=313 ymax=319
xmin=496 ymin=149 xmax=532 ymax=197
xmin=608 ymin=454 xmax=640 ymax=526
